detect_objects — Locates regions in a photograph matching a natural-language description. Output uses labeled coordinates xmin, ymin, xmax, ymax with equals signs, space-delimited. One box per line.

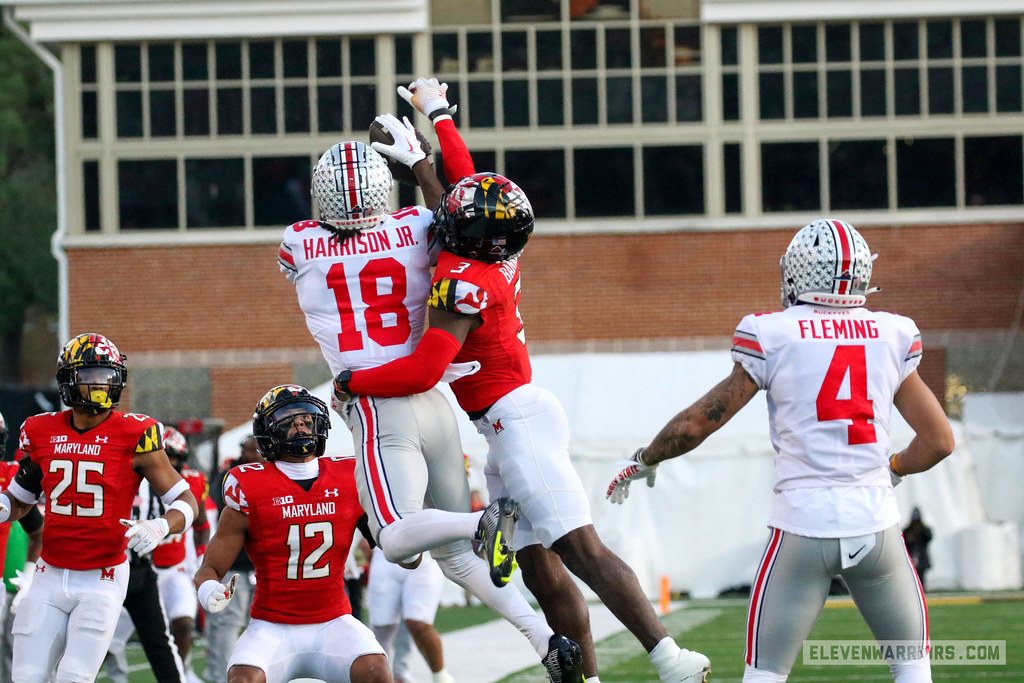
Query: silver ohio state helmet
xmin=311 ymin=141 xmax=392 ymax=229
xmin=780 ymin=219 xmax=878 ymax=308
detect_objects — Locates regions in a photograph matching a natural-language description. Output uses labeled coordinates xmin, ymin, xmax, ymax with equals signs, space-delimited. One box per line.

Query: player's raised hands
xmin=606 ymin=448 xmax=659 ymax=504
xmin=398 ymin=77 xmax=457 ymax=120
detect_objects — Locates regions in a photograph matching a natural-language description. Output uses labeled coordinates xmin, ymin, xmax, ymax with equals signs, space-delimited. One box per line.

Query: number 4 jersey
xmin=731 ymin=305 xmax=922 ymax=537
xmin=278 ymin=210 xmax=438 ymax=376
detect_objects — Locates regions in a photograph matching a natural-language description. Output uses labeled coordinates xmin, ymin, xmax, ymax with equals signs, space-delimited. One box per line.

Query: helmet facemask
xmin=311 ymin=142 xmax=392 ymax=231
xmin=252 ymin=386 xmax=330 ymax=461
xmin=434 ymin=173 xmax=535 ymax=263
xmin=780 ymin=219 xmax=879 ymax=308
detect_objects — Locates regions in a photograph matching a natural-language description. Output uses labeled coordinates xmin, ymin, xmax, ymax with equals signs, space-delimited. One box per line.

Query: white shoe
xmin=658 ymin=648 xmax=711 ymax=682
xmin=433 ymin=671 xmax=456 ymax=683
xmin=186 ymin=672 xmax=206 ymax=683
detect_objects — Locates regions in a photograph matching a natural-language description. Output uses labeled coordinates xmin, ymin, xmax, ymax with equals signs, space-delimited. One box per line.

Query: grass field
xmin=106 ymin=592 xmax=1022 ymax=682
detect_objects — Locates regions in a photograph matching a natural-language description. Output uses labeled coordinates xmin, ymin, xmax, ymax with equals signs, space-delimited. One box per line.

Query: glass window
xmin=640 ymin=75 xmax=667 ymax=123
xmin=81 ymin=91 xmax=98 ymax=139
xmin=249 ymin=42 xmax=275 ymax=80
xmin=316 ymin=40 xmax=342 ymax=78
xmin=723 ymin=143 xmax=742 ymax=213
xmin=184 ymin=88 xmax=210 ymax=136
xmin=433 ymin=34 xmax=459 ymax=73
xmin=537 ymin=79 xmax=564 ymax=125
xmin=503 ymin=31 xmax=529 ymax=71
xmin=826 ymin=71 xmax=852 ymax=117
xmin=253 ymin=156 xmax=312 ymax=225
xmin=674 ymin=26 xmax=701 ymax=66
xmin=961 ymin=20 xmax=987 ymax=58
xmin=759 ymin=73 xmax=785 ymax=119
xmin=828 ymin=139 xmax=887 ymax=210
xmin=894 ymin=68 xmax=920 ymax=115
xmin=395 ymin=37 xmax=414 ymax=75
xmin=537 ymin=31 xmax=562 ymax=70
xmin=675 ymin=74 xmax=702 ymax=122
xmin=609 ymin=76 xmax=635 ymax=123
xmin=217 ymin=88 xmax=243 ymax=135
xmin=928 ymin=67 xmax=954 ymax=114
xmin=150 ymin=90 xmax=176 ymax=137
xmin=318 ymin=86 xmax=343 ymax=132
xmin=758 ymin=26 xmax=783 ymax=64
xmin=860 ymin=70 xmax=886 ymax=116
xmin=893 ymin=22 xmax=919 ymax=61
xmin=571 ymin=77 xmax=598 ymax=125
xmin=571 ymin=29 xmax=597 ymax=70
xmin=962 ymin=66 xmax=988 ymax=113
xmin=501 ymin=0 xmax=559 ymax=23
xmin=641 ymin=27 xmax=666 ymax=68
xmin=182 ymin=43 xmax=209 ymax=80
xmin=995 ymin=18 xmax=1022 ymax=57
xmin=606 ymin=28 xmax=631 ymax=69
xmin=793 ymin=71 xmax=818 ymax=118
xmin=996 ymin=65 xmax=1022 ymax=112
xmin=643 ymin=145 xmax=704 ymax=215
xmin=825 ymin=24 xmax=851 ymax=62
xmin=722 ymin=73 xmax=739 ymax=121
xmin=282 ymin=40 xmax=307 ymax=79
xmin=503 ymin=79 xmax=530 ymax=126
xmin=468 ymin=32 xmax=494 ymax=73
xmin=81 ymin=45 xmax=97 ymax=84
xmin=83 ymin=161 xmax=100 ymax=232
xmin=119 ymin=159 xmax=177 ymax=229
xmin=186 ymin=158 xmax=245 ymax=227
xmin=926 ymin=21 xmax=953 ymax=59
xmin=896 ymin=137 xmax=955 ymax=207
xmin=505 ymin=149 xmax=566 ymax=218
xmin=859 ymin=23 xmax=885 ymax=61
xmin=116 ymin=91 xmax=143 ymax=137
xmin=964 ymin=136 xmax=1023 ymax=205
xmin=761 ymin=142 xmax=820 ymax=212
xmin=792 ymin=25 xmax=817 ymax=63
xmin=574 ymin=148 xmax=634 ymax=217
xmin=350 ymin=84 xmax=376 ymax=130
xmin=115 ymin=44 xmax=141 ymax=83
xmin=149 ymin=44 xmax=175 ymax=82
xmin=216 ymin=42 xmax=242 ymax=79
xmin=721 ymin=27 xmax=738 ymax=65
xmin=468 ymin=81 xmax=495 ymax=127
xmin=251 ymin=87 xmax=277 ymax=134
xmin=284 ymin=86 xmax=310 ymax=133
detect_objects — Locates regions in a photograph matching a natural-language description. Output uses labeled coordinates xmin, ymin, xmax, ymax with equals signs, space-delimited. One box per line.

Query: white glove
xmin=121 ymin=517 xmax=170 ymax=555
xmin=397 ymin=77 xmax=457 ymax=120
xmin=9 ymin=561 xmax=35 ymax=614
xmin=606 ymin=448 xmax=659 ymax=504
xmin=198 ymin=574 xmax=238 ymax=613
xmin=369 ymin=113 xmax=427 ymax=170
xmin=0 ymin=492 xmax=11 ymax=523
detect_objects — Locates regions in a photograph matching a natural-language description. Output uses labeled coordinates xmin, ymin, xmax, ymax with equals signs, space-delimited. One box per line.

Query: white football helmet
xmin=780 ymin=219 xmax=878 ymax=308
xmin=311 ymin=141 xmax=392 ymax=229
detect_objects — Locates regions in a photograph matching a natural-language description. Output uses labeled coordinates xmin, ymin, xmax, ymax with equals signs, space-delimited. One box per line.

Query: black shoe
xmin=541 ymin=635 xmax=584 ymax=683
xmin=475 ymin=496 xmax=520 ymax=587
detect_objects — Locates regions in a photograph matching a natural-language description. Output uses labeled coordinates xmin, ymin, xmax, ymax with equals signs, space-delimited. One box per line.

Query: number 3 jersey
xmin=278 ymin=211 xmax=439 ymax=375
xmin=222 ymin=456 xmax=363 ymax=624
xmin=730 ymin=305 xmax=922 ymax=537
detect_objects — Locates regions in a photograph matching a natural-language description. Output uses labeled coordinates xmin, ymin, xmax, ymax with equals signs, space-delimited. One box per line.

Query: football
xmin=368 ymin=120 xmax=433 ymax=186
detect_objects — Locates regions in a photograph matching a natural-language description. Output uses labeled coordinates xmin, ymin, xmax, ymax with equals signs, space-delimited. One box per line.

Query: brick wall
xmin=68 ymin=222 xmax=1023 ymax=425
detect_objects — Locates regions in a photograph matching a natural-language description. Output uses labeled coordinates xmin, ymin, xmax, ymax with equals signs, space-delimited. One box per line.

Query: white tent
xmin=214 ymin=351 xmax=1021 ymax=598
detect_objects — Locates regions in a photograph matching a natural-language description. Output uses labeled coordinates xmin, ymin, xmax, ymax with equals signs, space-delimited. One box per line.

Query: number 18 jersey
xmin=279 ymin=209 xmax=438 ymax=375
xmin=731 ymin=305 xmax=922 ymax=536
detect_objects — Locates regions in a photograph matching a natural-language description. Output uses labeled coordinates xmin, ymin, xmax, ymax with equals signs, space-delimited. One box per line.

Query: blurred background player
xmin=0 ymin=332 xmax=198 ymax=682
xmin=608 ymin=219 xmax=954 ymax=683
xmin=194 ymin=385 xmax=389 ymax=683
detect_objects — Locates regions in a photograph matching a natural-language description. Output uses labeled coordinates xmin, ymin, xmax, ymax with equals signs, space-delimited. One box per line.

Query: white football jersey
xmin=732 ymin=305 xmax=922 ymax=536
xmin=279 ymin=208 xmax=439 ymax=375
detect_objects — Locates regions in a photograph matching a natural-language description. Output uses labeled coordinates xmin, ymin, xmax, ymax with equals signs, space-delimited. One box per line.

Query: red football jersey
xmin=429 ymin=251 xmax=532 ymax=412
xmin=222 ymin=457 xmax=362 ymax=624
xmin=0 ymin=461 xmax=21 ymax=566
xmin=152 ymin=467 xmax=208 ymax=567
xmin=17 ymin=410 xmax=159 ymax=570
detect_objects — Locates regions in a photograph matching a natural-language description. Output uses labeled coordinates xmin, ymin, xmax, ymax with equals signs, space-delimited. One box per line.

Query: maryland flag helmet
xmin=433 ymin=173 xmax=534 ymax=263
xmin=56 ymin=333 xmax=128 ymax=412
xmin=252 ymin=385 xmax=330 ymax=460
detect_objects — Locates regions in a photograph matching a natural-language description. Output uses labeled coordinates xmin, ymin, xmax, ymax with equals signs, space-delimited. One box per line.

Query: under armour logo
xmin=36 ymin=565 xmax=44 ymax=574
xmin=492 ymin=419 xmax=504 ymax=434
xmin=95 ymin=436 xmax=109 ymax=443
xmin=324 ymin=488 xmax=340 ymax=498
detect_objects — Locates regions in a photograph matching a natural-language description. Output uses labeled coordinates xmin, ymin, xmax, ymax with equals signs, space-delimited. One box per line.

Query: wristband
xmin=889 ymin=452 xmax=906 ymax=477
xmin=428 ymin=109 xmax=453 ymax=124
xmin=168 ymin=499 xmax=195 ymax=531
xmin=160 ymin=479 xmax=189 ymax=506
xmin=335 ymin=370 xmax=353 ymax=396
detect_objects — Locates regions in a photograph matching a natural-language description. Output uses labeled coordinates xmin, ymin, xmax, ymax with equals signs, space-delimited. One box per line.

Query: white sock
xmin=436 ymin=546 xmax=553 ymax=657
xmin=742 ymin=664 xmax=788 ymax=682
xmin=648 ymin=637 xmax=681 ymax=668
xmin=890 ymin=658 xmax=932 ymax=682
xmin=585 ymin=678 xmax=602 ymax=683
xmin=377 ymin=509 xmax=478 ymax=563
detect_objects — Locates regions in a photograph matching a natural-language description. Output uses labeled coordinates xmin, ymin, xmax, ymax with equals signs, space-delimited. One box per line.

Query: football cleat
xmin=541 ymin=634 xmax=585 ymax=683
xmin=658 ymin=648 xmax=711 ymax=683
xmin=475 ymin=496 xmax=520 ymax=587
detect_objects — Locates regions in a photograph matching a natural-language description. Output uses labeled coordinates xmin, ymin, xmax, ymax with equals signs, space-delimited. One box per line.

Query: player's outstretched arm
xmin=194 ymin=505 xmax=247 ymax=613
xmin=890 ymin=370 xmax=955 ymax=476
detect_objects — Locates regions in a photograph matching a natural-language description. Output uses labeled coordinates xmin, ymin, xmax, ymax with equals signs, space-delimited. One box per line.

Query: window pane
xmin=826 ymin=71 xmax=852 ymax=117
xmin=643 ymin=145 xmax=704 ymax=215
xmin=395 ymin=37 xmax=414 ymax=75
xmin=253 ymin=156 xmax=311 ymax=225
xmin=961 ymin=20 xmax=987 ymax=58
xmin=81 ymin=45 xmax=97 ymax=83
xmin=350 ymin=84 xmax=377 ymax=130
xmin=894 ymin=68 xmax=920 ymax=115
xmin=503 ymin=31 xmax=529 ymax=71
xmin=792 ymin=25 xmax=817 ymax=63
xmin=503 ymin=79 xmax=530 ymax=127
xmin=216 ymin=42 xmax=242 ymax=79
xmin=962 ymin=66 xmax=988 ymax=113
xmin=996 ymin=65 xmax=1022 ymax=112
xmin=317 ymin=86 xmax=343 ymax=132
xmin=965 ymin=136 xmax=1023 ymax=205
xmin=84 ymin=161 xmax=100 ymax=232
xmin=81 ymin=91 xmax=98 ymax=139
xmin=722 ymin=73 xmax=739 ymax=120
xmin=896 ymin=138 xmax=954 ymax=207
xmin=251 ymin=87 xmax=277 ymax=134
xmin=829 ymin=139 xmax=887 ymax=210
xmin=927 ymin=21 xmax=953 ymax=59
xmin=574 ymin=148 xmax=633 ymax=217
xmin=793 ymin=71 xmax=818 ymax=118
xmin=317 ymin=40 xmax=341 ymax=78
xmin=893 ymin=23 xmax=918 ymax=60
xmin=119 ymin=160 xmax=177 ymax=229
xmin=761 ymin=141 xmax=820 ymax=211
xmin=249 ymin=42 xmax=275 ymax=79
xmin=759 ymin=72 xmax=785 ymax=119
xmin=115 ymin=45 xmax=141 ymax=83
xmin=860 ymin=70 xmax=886 ymax=116
xmin=571 ymin=78 xmax=598 ymax=124
xmin=928 ymin=67 xmax=954 ymax=114
xmin=995 ymin=19 xmax=1022 ymax=57
xmin=468 ymin=81 xmax=495 ymax=127
xmin=610 ymin=76 xmax=635 ymax=123
xmin=641 ymin=27 xmax=666 ymax=68
xmin=606 ymin=28 xmax=631 ymax=69
xmin=468 ymin=33 xmax=494 ymax=73
xmin=184 ymin=88 xmax=210 ymax=136
xmin=571 ymin=29 xmax=597 ymax=69
xmin=284 ymin=86 xmax=309 ymax=133
xmin=217 ymin=88 xmax=243 ymax=135
xmin=643 ymin=77 xmax=667 ymax=124
xmin=149 ymin=44 xmax=175 ymax=82
xmin=182 ymin=43 xmax=208 ymax=81
xmin=433 ymin=34 xmax=459 ymax=74
xmin=537 ymin=31 xmax=562 ymax=70
xmin=674 ymin=25 xmax=701 ymax=66
xmin=537 ymin=79 xmax=563 ymax=125
xmin=116 ymin=91 xmax=143 ymax=137
xmin=282 ymin=40 xmax=307 ymax=78
xmin=150 ymin=90 xmax=176 ymax=137
xmin=758 ymin=26 xmax=783 ymax=64
xmin=859 ymin=23 xmax=885 ymax=61
xmin=724 ymin=143 xmax=742 ymax=213
xmin=186 ymin=158 xmax=245 ymax=227
xmin=675 ymin=74 xmax=702 ymax=121
xmin=505 ymin=149 xmax=566 ymax=218
xmin=721 ymin=27 xmax=738 ymax=65
xmin=825 ymin=24 xmax=851 ymax=62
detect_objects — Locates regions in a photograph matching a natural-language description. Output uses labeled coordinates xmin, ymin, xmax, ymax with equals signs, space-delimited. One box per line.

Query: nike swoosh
xmin=406 ymin=139 xmax=416 ymax=152
xmin=848 ymin=545 xmax=866 ymax=559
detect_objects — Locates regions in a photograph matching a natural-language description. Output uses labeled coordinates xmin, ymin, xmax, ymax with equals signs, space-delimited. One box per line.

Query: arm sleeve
xmin=18 ymin=505 xmax=43 ymax=534
xmin=434 ymin=118 xmax=476 ymax=182
xmin=356 ymin=513 xmax=376 ymax=549
xmin=347 ymin=328 xmax=462 ymax=397
xmin=11 ymin=458 xmax=43 ymax=504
